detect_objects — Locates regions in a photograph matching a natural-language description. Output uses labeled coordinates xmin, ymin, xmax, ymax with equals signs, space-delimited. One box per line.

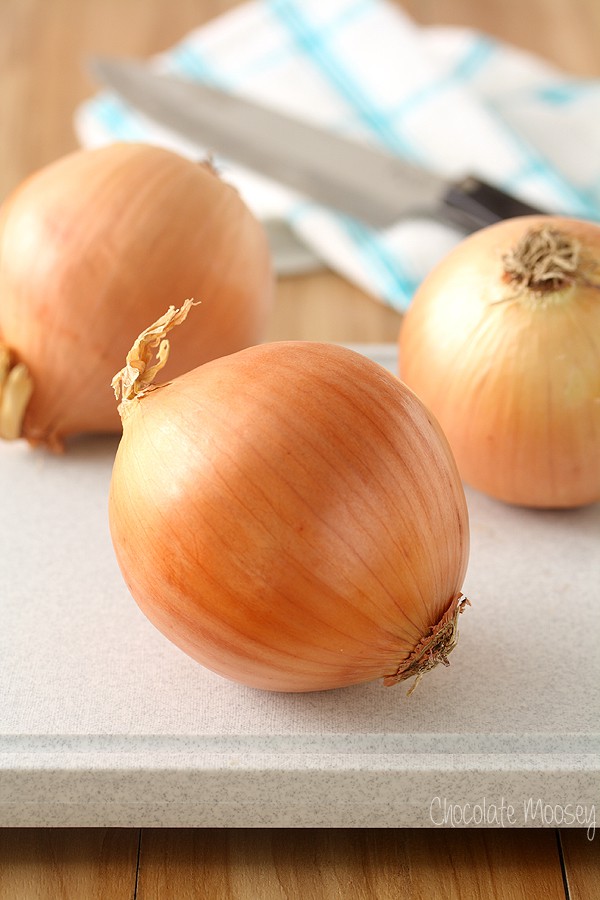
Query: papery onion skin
xmin=0 ymin=142 xmax=273 ymax=449
xmin=109 ymin=334 xmax=469 ymax=693
xmin=399 ymin=215 xmax=600 ymax=509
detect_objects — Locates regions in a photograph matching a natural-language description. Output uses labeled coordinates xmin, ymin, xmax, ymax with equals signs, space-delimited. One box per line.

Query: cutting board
xmin=1 ymin=345 xmax=598 ymax=827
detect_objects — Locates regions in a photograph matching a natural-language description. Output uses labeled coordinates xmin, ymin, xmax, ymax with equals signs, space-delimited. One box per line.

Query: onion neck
xmin=112 ymin=297 xmax=196 ymax=420
xmin=501 ymin=226 xmax=584 ymax=304
xmin=0 ymin=341 xmax=34 ymax=440
xmin=383 ymin=593 xmax=470 ymax=694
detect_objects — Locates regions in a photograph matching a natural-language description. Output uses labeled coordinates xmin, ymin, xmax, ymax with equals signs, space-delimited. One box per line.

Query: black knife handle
xmin=442 ymin=176 xmax=545 ymax=233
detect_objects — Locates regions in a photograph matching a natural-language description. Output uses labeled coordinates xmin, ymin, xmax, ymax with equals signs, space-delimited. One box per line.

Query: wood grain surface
xmin=1 ymin=0 xmax=598 ymax=897
xmin=134 ymin=829 xmax=568 ymax=900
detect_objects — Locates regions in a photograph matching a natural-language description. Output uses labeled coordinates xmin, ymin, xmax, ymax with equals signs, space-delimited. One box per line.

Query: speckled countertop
xmin=1 ymin=346 xmax=598 ymax=827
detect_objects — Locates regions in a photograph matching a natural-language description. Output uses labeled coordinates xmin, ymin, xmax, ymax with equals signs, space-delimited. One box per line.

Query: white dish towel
xmin=75 ymin=0 xmax=600 ymax=310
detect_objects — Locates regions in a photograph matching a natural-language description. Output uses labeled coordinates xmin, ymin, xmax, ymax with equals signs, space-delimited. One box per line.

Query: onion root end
xmin=383 ymin=593 xmax=470 ymax=694
xmin=0 ymin=342 xmax=34 ymax=441
xmin=500 ymin=225 xmax=600 ymax=302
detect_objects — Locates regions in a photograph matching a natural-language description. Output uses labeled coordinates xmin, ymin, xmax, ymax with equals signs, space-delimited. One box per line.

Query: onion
xmin=0 ymin=142 xmax=273 ymax=449
xmin=108 ymin=300 xmax=470 ymax=693
xmin=399 ymin=215 xmax=600 ymax=508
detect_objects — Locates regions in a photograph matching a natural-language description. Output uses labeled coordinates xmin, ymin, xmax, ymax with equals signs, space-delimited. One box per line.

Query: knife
xmin=89 ymin=56 xmax=543 ymax=232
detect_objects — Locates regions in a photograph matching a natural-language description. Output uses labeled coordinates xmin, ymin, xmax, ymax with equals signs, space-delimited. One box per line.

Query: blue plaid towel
xmin=75 ymin=0 xmax=600 ymax=310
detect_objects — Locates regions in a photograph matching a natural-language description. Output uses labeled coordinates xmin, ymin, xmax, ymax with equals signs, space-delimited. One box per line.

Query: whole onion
xmin=0 ymin=142 xmax=273 ymax=449
xmin=399 ymin=216 xmax=600 ymax=508
xmin=108 ymin=301 xmax=470 ymax=693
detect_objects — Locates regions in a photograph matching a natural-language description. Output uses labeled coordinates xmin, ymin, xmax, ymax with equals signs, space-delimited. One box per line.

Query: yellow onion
xmin=399 ymin=215 xmax=600 ymax=508
xmin=0 ymin=142 xmax=273 ymax=449
xmin=108 ymin=300 xmax=470 ymax=693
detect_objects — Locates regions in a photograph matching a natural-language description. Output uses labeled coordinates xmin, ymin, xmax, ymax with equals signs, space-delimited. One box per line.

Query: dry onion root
xmin=108 ymin=301 xmax=470 ymax=694
xmin=399 ymin=215 xmax=600 ymax=508
xmin=0 ymin=142 xmax=273 ymax=450
xmin=0 ymin=345 xmax=33 ymax=440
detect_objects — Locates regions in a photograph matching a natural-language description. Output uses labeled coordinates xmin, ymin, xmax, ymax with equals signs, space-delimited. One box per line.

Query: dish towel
xmin=75 ymin=0 xmax=600 ymax=311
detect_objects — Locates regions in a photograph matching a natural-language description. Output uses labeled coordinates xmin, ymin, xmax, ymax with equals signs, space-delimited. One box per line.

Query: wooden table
xmin=1 ymin=1 xmax=598 ymax=897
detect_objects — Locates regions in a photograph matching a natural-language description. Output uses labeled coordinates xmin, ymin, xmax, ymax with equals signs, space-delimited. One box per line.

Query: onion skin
xmin=109 ymin=336 xmax=469 ymax=693
xmin=399 ymin=215 xmax=600 ymax=509
xmin=0 ymin=143 xmax=273 ymax=449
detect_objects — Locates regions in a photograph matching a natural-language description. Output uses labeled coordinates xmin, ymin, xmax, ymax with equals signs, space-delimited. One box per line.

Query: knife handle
xmin=442 ymin=176 xmax=545 ymax=233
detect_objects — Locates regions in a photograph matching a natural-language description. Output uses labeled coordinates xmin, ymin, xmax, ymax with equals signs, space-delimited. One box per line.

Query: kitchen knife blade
xmin=89 ymin=56 xmax=544 ymax=231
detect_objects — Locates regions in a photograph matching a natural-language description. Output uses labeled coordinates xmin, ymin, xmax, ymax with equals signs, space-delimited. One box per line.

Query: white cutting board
xmin=1 ymin=345 xmax=598 ymax=827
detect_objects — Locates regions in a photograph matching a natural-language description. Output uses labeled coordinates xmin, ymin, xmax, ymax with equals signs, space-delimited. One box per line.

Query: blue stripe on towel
xmin=268 ymin=0 xmax=420 ymax=160
xmin=343 ymin=217 xmax=417 ymax=308
xmin=483 ymin=110 xmax=600 ymax=219
xmin=93 ymin=96 xmax=153 ymax=141
xmin=169 ymin=45 xmax=230 ymax=86
xmin=536 ymin=81 xmax=595 ymax=105
xmin=388 ymin=35 xmax=496 ymax=122
xmin=290 ymin=201 xmax=416 ymax=309
xmin=451 ymin=34 xmax=497 ymax=82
